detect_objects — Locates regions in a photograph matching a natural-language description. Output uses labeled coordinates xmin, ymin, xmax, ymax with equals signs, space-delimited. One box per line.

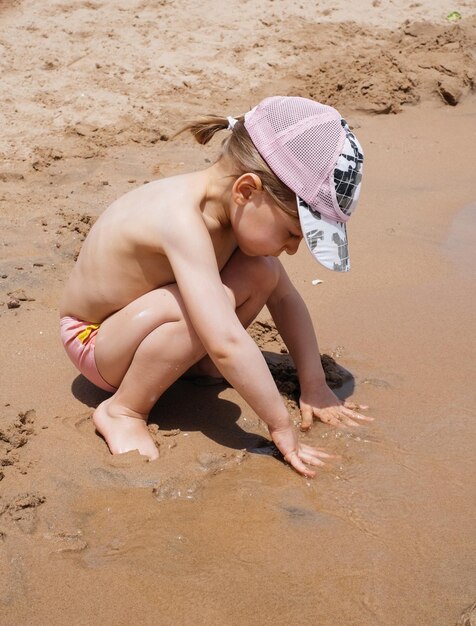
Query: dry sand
xmin=1 ymin=1 xmax=476 ymax=624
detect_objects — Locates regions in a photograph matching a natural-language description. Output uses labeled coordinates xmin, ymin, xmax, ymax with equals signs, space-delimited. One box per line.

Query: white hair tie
xmin=227 ymin=116 xmax=238 ymax=131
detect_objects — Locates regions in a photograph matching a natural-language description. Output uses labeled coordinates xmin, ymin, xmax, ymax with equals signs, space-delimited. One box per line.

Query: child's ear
xmin=232 ymin=173 xmax=263 ymax=205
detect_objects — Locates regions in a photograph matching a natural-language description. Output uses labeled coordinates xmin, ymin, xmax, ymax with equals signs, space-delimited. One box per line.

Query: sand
xmin=1 ymin=1 xmax=476 ymax=624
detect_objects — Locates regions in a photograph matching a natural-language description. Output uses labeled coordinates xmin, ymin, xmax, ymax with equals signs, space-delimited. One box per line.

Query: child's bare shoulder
xmin=99 ymin=173 xmax=205 ymax=249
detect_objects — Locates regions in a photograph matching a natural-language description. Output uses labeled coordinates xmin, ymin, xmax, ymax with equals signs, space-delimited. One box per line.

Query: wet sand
xmin=1 ymin=1 xmax=476 ymax=624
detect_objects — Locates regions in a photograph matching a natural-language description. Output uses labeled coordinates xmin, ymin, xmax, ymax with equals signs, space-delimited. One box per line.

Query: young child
xmin=60 ymin=96 xmax=372 ymax=478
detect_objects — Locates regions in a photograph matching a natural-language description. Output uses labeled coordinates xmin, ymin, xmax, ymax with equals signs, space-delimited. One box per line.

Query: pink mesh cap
xmin=244 ymin=96 xmax=364 ymax=272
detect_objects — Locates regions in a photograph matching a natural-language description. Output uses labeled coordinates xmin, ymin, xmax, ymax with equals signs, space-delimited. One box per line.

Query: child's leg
xmin=93 ymin=251 xmax=279 ymax=459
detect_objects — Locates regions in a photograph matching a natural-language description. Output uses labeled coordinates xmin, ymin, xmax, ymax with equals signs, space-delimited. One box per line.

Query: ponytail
xmin=175 ymin=115 xmax=244 ymax=145
xmin=175 ymin=114 xmax=297 ymax=217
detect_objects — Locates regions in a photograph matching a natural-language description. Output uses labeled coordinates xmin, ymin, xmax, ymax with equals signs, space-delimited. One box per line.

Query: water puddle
xmin=442 ymin=202 xmax=476 ymax=277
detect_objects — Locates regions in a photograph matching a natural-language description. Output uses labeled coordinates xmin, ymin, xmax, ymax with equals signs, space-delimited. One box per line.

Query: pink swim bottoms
xmin=60 ymin=316 xmax=117 ymax=393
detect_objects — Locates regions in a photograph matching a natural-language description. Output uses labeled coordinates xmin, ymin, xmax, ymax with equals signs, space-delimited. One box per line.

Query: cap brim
xmin=297 ymin=197 xmax=350 ymax=272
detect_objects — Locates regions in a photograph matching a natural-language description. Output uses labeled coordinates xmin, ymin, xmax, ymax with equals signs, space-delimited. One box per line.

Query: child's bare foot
xmin=93 ymin=398 xmax=159 ymax=460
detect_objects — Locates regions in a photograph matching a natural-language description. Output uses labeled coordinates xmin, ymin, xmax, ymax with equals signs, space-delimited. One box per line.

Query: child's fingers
xmin=299 ymin=453 xmax=325 ymax=467
xmin=352 ymin=413 xmax=375 ymax=422
xmin=323 ymin=407 xmax=373 ymax=428
xmin=342 ymin=406 xmax=374 ymax=423
xmin=298 ymin=445 xmax=340 ymax=467
xmin=299 ymin=401 xmax=374 ymax=431
xmin=344 ymin=401 xmax=370 ymax=411
xmin=299 ymin=404 xmax=314 ymax=431
xmin=317 ymin=413 xmax=352 ymax=429
xmin=299 ymin=445 xmax=340 ymax=459
xmin=284 ymin=450 xmax=316 ymax=478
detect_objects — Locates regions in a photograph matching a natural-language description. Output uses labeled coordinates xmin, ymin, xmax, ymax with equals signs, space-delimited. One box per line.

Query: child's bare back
xmin=60 ymin=170 xmax=237 ymax=324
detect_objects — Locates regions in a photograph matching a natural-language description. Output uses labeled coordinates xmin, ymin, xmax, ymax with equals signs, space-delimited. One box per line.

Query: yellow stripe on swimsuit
xmin=77 ymin=324 xmax=99 ymax=344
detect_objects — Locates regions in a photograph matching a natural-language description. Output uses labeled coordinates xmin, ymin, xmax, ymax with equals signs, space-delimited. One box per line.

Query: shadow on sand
xmin=71 ymin=350 xmax=356 ymax=452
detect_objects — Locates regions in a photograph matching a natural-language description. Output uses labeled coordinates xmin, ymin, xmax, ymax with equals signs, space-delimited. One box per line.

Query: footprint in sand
xmin=153 ymin=450 xmax=248 ymax=501
xmin=456 ymin=601 xmax=476 ymax=626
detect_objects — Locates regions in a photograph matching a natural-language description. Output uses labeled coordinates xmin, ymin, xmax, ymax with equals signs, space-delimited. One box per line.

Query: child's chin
xmin=240 ymin=247 xmax=258 ymax=257
xmin=245 ymin=246 xmax=275 ymax=257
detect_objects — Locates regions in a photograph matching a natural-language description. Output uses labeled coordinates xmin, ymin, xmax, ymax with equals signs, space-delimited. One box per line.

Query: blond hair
xmin=176 ymin=116 xmax=297 ymax=217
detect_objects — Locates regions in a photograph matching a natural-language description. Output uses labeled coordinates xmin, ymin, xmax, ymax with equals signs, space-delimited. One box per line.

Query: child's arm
xmin=162 ymin=213 xmax=327 ymax=477
xmin=267 ymin=262 xmax=374 ymax=431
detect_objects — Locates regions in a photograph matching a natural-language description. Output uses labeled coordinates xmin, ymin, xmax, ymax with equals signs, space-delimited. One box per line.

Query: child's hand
xmin=299 ymin=384 xmax=374 ymax=431
xmin=270 ymin=424 xmax=336 ymax=478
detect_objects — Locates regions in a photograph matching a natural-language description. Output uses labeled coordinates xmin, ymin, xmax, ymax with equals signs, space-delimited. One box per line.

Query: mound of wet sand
xmin=249 ymin=320 xmax=351 ymax=412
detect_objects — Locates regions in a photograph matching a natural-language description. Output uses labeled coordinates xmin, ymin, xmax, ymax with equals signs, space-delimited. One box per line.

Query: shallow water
xmin=443 ymin=202 xmax=476 ymax=276
xmin=24 ymin=369 xmax=473 ymax=626
xmin=51 ymin=411 xmax=474 ymax=625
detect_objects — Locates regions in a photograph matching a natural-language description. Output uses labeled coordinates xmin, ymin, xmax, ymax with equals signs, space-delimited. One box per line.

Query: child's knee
xmin=248 ymin=255 xmax=280 ymax=293
xmin=141 ymin=314 xmax=205 ymax=361
xmin=223 ymin=254 xmax=278 ymax=306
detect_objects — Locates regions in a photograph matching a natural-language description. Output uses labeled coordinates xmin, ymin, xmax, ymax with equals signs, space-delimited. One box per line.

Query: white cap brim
xmin=297 ymin=196 xmax=350 ymax=272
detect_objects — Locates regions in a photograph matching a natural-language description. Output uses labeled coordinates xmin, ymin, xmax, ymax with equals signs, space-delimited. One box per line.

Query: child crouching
xmin=60 ymin=96 xmax=372 ymax=477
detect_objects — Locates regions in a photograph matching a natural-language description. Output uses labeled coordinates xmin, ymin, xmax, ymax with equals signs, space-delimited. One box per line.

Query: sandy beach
xmin=1 ymin=1 xmax=476 ymax=624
